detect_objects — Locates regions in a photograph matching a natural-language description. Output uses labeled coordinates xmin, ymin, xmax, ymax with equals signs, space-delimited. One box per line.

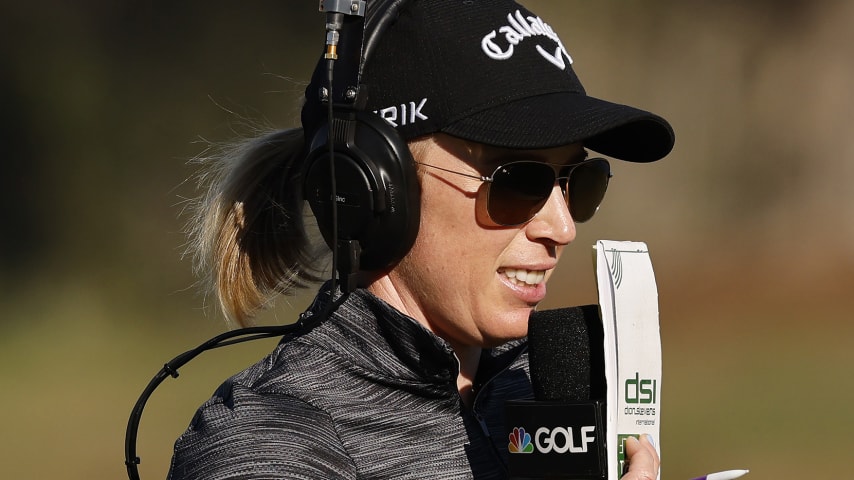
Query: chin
xmin=481 ymin=313 xmax=531 ymax=346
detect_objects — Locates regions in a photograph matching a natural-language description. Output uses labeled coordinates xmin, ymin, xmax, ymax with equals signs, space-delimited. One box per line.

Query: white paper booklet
xmin=594 ymin=240 xmax=662 ymax=480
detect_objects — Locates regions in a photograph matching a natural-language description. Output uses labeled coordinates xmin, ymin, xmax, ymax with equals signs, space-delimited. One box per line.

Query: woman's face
xmin=369 ymin=134 xmax=586 ymax=351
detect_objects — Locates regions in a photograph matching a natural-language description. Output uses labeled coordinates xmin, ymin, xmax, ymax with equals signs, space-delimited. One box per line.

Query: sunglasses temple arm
xmin=414 ymin=162 xmax=489 ymax=182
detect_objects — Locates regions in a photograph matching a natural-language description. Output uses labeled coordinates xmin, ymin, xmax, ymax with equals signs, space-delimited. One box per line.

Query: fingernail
xmin=645 ymin=434 xmax=656 ymax=447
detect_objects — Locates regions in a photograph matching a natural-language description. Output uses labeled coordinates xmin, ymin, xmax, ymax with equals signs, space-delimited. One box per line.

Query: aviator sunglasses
xmin=416 ymin=158 xmax=612 ymax=226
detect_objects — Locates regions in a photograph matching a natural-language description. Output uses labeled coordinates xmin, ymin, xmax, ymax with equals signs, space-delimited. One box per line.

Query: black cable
xmin=326 ymin=56 xmax=341 ymax=302
xmin=124 ymin=325 xmax=290 ymax=480
xmin=123 ymin=291 xmax=348 ymax=480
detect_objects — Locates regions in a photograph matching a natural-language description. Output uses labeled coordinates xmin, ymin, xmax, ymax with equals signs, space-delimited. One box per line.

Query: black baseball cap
xmin=303 ymin=0 xmax=675 ymax=163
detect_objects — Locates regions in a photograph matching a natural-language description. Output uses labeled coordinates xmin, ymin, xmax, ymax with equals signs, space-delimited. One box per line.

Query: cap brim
xmin=441 ymin=92 xmax=675 ymax=163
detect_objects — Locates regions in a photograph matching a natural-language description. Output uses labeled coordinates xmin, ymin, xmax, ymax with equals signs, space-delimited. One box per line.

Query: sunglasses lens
xmin=486 ymin=159 xmax=611 ymax=225
xmin=487 ymin=162 xmax=555 ymax=226
xmin=565 ymin=159 xmax=610 ymax=223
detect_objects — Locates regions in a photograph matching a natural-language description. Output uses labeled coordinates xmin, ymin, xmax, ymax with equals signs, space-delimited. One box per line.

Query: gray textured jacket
xmin=168 ymin=288 xmax=533 ymax=479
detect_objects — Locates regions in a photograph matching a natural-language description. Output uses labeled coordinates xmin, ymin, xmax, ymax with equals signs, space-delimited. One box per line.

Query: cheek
xmin=416 ymin=205 xmax=504 ymax=276
xmin=400 ymin=202 xmax=497 ymax=313
xmin=418 ymin=183 xmax=479 ymax=253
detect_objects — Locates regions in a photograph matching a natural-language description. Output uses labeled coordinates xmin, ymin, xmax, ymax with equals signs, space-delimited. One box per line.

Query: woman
xmin=169 ymin=0 xmax=674 ymax=478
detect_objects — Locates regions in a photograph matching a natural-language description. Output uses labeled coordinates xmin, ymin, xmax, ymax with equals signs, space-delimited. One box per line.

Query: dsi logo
xmin=625 ymin=372 xmax=658 ymax=404
xmin=508 ymin=427 xmax=534 ymax=453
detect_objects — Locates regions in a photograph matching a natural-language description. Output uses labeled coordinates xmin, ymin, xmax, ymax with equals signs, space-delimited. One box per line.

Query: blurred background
xmin=1 ymin=1 xmax=852 ymax=478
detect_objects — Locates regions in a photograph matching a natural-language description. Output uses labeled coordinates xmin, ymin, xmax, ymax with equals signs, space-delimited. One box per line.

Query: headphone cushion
xmin=303 ymin=111 xmax=420 ymax=272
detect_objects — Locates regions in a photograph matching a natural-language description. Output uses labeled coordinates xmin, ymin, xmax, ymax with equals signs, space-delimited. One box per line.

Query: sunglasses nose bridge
xmin=555 ymin=174 xmax=570 ymax=202
xmin=552 ymin=176 xmax=575 ymax=225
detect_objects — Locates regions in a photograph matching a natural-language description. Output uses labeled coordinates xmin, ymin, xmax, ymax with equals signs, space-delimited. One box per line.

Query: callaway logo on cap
xmin=303 ymin=0 xmax=674 ymax=163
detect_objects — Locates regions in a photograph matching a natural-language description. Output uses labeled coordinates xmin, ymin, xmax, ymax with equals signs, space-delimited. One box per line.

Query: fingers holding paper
xmin=622 ymin=434 xmax=659 ymax=480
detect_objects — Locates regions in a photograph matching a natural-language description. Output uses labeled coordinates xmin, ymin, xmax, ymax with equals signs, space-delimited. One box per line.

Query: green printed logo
xmin=625 ymin=372 xmax=657 ymax=404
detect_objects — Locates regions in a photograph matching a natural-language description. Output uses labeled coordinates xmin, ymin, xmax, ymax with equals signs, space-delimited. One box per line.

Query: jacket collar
xmin=303 ymin=286 xmax=526 ymax=387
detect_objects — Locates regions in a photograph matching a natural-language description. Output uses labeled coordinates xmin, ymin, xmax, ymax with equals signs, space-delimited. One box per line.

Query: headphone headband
xmin=362 ymin=0 xmax=410 ymax=78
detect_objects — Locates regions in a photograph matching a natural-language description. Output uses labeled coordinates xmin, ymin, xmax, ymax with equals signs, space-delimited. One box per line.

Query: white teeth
xmin=502 ymin=268 xmax=546 ymax=286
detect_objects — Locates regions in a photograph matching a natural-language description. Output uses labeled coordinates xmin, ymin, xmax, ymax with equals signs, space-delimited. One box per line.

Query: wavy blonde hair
xmin=186 ymin=128 xmax=327 ymax=327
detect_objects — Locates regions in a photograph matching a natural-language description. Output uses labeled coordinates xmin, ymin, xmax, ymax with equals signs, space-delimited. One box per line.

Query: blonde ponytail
xmin=186 ymin=128 xmax=326 ymax=327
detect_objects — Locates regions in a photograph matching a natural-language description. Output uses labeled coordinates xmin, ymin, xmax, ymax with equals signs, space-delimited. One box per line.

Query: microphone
xmin=505 ymin=306 xmax=607 ymax=479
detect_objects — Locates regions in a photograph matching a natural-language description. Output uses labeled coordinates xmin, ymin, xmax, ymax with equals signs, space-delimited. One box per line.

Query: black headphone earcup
xmin=303 ymin=110 xmax=420 ymax=273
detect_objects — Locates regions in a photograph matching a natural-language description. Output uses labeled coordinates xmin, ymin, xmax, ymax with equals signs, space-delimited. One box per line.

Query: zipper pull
xmin=473 ymin=410 xmax=491 ymax=438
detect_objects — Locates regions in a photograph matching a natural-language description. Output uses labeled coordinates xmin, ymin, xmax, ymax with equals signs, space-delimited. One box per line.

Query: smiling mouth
xmin=500 ymin=268 xmax=546 ymax=287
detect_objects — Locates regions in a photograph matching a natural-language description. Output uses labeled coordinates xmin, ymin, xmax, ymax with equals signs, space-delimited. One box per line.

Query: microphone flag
xmin=505 ymin=240 xmax=662 ymax=479
xmin=595 ymin=240 xmax=662 ymax=480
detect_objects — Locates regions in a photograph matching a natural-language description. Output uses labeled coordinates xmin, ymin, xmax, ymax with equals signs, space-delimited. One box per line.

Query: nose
xmin=525 ymin=184 xmax=576 ymax=246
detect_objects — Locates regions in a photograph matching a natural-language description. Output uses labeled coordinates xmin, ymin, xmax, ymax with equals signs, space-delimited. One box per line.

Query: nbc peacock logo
xmin=508 ymin=427 xmax=534 ymax=454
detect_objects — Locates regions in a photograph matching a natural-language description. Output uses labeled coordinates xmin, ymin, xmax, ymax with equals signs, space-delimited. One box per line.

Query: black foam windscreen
xmin=528 ymin=305 xmax=603 ymax=402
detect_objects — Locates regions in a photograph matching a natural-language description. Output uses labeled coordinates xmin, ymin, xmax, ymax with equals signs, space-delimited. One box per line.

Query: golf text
xmin=534 ymin=426 xmax=596 ymax=454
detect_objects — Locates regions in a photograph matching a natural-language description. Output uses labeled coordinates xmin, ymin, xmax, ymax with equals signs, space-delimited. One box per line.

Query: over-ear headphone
xmin=302 ymin=0 xmax=420 ymax=288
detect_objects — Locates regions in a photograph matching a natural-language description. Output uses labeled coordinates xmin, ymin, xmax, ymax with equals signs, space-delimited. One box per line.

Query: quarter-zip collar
xmin=299 ymin=286 xmax=527 ymax=400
